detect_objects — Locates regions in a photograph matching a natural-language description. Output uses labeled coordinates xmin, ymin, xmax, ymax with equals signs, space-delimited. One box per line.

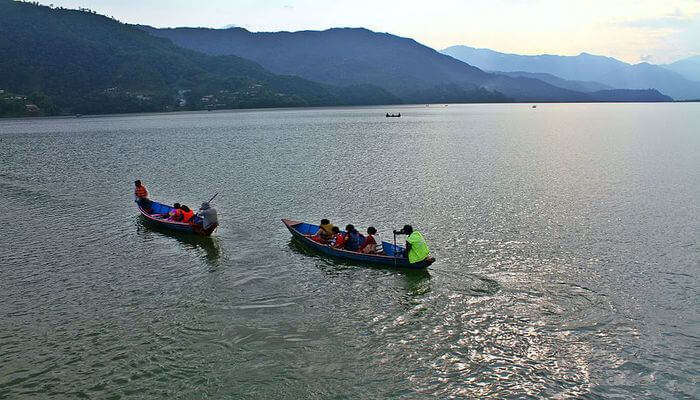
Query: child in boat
xmin=329 ymin=226 xmax=346 ymax=248
xmin=312 ymin=218 xmax=335 ymax=243
xmin=343 ymin=224 xmax=365 ymax=252
xmin=167 ymin=203 xmax=184 ymax=221
xmin=359 ymin=226 xmax=384 ymax=254
xmin=180 ymin=205 xmax=195 ymax=223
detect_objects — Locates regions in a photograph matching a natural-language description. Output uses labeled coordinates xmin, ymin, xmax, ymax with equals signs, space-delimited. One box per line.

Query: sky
xmin=34 ymin=0 xmax=700 ymax=64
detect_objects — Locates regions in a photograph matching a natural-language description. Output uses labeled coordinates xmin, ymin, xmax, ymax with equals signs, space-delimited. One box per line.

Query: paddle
xmin=393 ymin=231 xmax=398 ymax=268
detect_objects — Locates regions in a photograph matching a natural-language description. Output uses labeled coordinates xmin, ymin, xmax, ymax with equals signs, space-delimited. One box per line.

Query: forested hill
xmin=0 ymin=1 xmax=399 ymax=117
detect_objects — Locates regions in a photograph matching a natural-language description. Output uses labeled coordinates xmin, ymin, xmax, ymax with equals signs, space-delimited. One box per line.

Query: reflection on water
xmin=136 ymin=217 xmax=222 ymax=268
xmin=401 ymin=269 xmax=432 ymax=296
xmin=287 ymin=238 xmax=434 ymax=298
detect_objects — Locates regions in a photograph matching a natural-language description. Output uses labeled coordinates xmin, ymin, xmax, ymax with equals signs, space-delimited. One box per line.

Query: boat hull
xmin=137 ymin=200 xmax=217 ymax=236
xmin=282 ymin=219 xmax=433 ymax=269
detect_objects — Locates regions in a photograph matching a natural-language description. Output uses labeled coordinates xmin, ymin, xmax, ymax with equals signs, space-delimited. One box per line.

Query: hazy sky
xmin=35 ymin=0 xmax=699 ymax=64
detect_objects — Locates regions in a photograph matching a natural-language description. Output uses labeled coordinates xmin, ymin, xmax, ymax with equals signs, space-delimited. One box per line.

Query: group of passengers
xmin=313 ymin=219 xmax=384 ymax=255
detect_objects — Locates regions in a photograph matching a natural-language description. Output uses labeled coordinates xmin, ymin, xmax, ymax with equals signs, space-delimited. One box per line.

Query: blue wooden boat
xmin=282 ymin=219 xmax=434 ymax=269
xmin=137 ymin=200 xmax=217 ymax=236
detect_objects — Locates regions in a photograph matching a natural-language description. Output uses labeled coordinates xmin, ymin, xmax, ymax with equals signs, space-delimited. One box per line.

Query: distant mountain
xmin=662 ymin=56 xmax=700 ymax=82
xmin=495 ymin=71 xmax=612 ymax=92
xmin=442 ymin=46 xmax=700 ymax=100
xmin=142 ymin=26 xmax=620 ymax=103
xmin=587 ymin=89 xmax=671 ymax=102
xmin=494 ymin=71 xmax=669 ymax=101
xmin=0 ymin=1 xmax=398 ymax=116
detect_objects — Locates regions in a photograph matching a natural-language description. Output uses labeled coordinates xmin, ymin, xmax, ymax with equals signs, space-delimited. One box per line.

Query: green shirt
xmin=406 ymin=231 xmax=430 ymax=263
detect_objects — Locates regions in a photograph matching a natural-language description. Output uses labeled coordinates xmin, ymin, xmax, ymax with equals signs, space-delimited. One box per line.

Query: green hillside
xmin=0 ymin=0 xmax=399 ymax=116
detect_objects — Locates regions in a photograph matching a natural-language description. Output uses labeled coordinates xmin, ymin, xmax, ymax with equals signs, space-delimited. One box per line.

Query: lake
xmin=0 ymin=103 xmax=698 ymax=399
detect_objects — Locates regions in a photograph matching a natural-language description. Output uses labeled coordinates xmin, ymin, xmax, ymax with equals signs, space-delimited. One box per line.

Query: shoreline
xmin=1 ymin=100 xmax=697 ymax=121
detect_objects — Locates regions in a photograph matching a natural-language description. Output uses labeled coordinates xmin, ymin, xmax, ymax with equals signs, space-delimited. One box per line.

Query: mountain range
xmin=142 ymin=26 xmax=671 ymax=103
xmin=0 ymin=1 xmax=683 ymax=117
xmin=493 ymin=71 xmax=612 ymax=93
xmin=442 ymin=46 xmax=700 ymax=100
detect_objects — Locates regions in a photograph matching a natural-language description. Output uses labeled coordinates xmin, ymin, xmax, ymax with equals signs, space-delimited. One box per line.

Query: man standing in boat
xmin=394 ymin=225 xmax=433 ymax=265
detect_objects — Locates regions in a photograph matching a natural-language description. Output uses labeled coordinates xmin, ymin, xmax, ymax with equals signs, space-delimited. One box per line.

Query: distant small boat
xmin=137 ymin=200 xmax=217 ymax=236
xmin=532 ymin=105 xmax=537 ymax=108
xmin=386 ymin=113 xmax=401 ymax=117
xmin=282 ymin=219 xmax=434 ymax=269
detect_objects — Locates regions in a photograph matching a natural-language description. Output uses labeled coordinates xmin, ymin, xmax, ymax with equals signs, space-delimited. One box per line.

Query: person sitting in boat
xmin=359 ymin=226 xmax=384 ymax=254
xmin=180 ymin=205 xmax=195 ymax=223
xmin=329 ymin=226 xmax=346 ymax=248
xmin=168 ymin=203 xmax=184 ymax=222
xmin=134 ymin=180 xmax=151 ymax=210
xmin=196 ymin=202 xmax=218 ymax=230
xmin=394 ymin=225 xmax=432 ymax=264
xmin=343 ymin=224 xmax=365 ymax=252
xmin=313 ymin=219 xmax=335 ymax=243
xmin=167 ymin=203 xmax=184 ymax=221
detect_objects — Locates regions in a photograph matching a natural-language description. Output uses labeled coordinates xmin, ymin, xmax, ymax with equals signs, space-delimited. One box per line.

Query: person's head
xmin=367 ymin=226 xmax=377 ymax=235
xmin=173 ymin=203 xmax=181 ymax=209
xmin=321 ymin=218 xmax=330 ymax=225
xmin=134 ymin=180 xmax=142 ymax=187
xmin=332 ymin=226 xmax=340 ymax=234
xmin=402 ymin=225 xmax=413 ymax=234
xmin=345 ymin=224 xmax=355 ymax=233
xmin=200 ymin=202 xmax=210 ymax=210
xmin=181 ymin=205 xmax=190 ymax=212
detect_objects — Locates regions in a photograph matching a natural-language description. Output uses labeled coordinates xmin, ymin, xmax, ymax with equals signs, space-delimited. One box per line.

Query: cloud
xmin=622 ymin=16 xmax=693 ymax=29
xmin=608 ymin=6 xmax=700 ymax=63
xmin=619 ymin=10 xmax=694 ymax=29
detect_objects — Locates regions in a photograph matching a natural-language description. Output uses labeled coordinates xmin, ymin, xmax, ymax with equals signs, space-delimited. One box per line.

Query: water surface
xmin=0 ymin=103 xmax=698 ymax=398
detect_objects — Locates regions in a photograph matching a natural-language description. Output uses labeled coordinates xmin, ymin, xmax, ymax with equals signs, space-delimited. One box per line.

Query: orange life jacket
xmin=135 ymin=185 xmax=148 ymax=198
xmin=181 ymin=209 xmax=194 ymax=223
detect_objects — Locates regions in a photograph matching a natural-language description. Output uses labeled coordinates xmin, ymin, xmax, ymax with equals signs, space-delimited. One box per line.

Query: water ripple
xmin=1 ymin=104 xmax=697 ymax=399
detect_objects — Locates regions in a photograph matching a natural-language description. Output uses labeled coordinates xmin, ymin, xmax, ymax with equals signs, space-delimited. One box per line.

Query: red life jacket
xmin=333 ymin=233 xmax=346 ymax=248
xmin=181 ymin=209 xmax=194 ymax=223
xmin=135 ymin=185 xmax=148 ymax=198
